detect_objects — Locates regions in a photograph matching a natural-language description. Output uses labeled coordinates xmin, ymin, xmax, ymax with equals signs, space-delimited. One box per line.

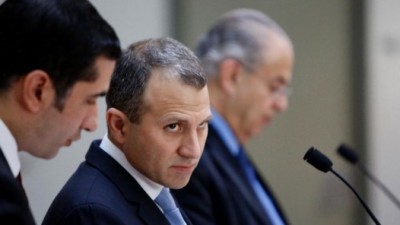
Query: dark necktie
xmin=16 ymin=172 xmax=23 ymax=186
xmin=155 ymin=188 xmax=186 ymax=225
xmin=16 ymin=172 xmax=28 ymax=198
xmin=237 ymin=148 xmax=285 ymax=225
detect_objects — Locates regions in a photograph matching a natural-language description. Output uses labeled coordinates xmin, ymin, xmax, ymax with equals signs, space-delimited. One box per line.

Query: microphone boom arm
xmin=304 ymin=147 xmax=381 ymax=225
xmin=358 ymin=162 xmax=400 ymax=209
xmin=337 ymin=143 xmax=400 ymax=209
xmin=329 ymin=168 xmax=381 ymax=225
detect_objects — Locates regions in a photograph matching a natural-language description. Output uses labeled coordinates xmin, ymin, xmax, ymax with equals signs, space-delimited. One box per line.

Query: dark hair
xmin=106 ymin=37 xmax=206 ymax=124
xmin=196 ymin=8 xmax=289 ymax=77
xmin=0 ymin=0 xmax=121 ymax=109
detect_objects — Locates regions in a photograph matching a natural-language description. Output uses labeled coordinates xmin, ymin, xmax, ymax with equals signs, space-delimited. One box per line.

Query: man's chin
xmin=250 ymin=127 xmax=265 ymax=138
xmin=166 ymin=178 xmax=191 ymax=190
xmin=25 ymin=148 xmax=60 ymax=159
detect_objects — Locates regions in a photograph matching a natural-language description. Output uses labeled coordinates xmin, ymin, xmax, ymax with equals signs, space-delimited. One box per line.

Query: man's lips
xmin=171 ymin=164 xmax=197 ymax=173
xmin=65 ymin=139 xmax=73 ymax=147
xmin=64 ymin=135 xmax=81 ymax=147
xmin=262 ymin=115 xmax=272 ymax=125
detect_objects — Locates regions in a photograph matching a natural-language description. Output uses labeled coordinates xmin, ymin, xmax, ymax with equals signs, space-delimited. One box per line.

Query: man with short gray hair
xmin=173 ymin=8 xmax=294 ymax=225
xmin=43 ymin=37 xmax=212 ymax=225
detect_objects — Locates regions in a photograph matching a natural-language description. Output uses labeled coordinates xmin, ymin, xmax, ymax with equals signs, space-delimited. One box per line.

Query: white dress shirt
xmin=99 ymin=134 xmax=186 ymax=224
xmin=0 ymin=119 xmax=20 ymax=178
xmin=100 ymin=134 xmax=163 ymax=200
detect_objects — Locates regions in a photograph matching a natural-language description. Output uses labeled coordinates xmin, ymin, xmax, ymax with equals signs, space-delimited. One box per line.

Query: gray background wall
xmin=17 ymin=0 xmax=400 ymax=224
xmin=366 ymin=0 xmax=400 ymax=224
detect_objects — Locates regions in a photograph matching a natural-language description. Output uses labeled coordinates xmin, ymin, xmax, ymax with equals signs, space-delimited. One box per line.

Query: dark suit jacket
xmin=42 ymin=140 xmax=193 ymax=225
xmin=0 ymin=148 xmax=36 ymax=225
xmin=173 ymin=125 xmax=289 ymax=225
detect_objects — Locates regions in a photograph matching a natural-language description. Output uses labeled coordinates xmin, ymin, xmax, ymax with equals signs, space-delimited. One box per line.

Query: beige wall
xmin=366 ymin=0 xmax=400 ymax=224
xmin=175 ymin=1 xmax=363 ymax=224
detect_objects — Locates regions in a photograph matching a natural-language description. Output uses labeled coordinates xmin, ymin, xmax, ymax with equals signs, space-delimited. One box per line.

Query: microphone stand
xmin=358 ymin=162 xmax=400 ymax=209
xmin=330 ymin=168 xmax=381 ymax=225
xmin=337 ymin=144 xmax=400 ymax=209
xmin=304 ymin=147 xmax=381 ymax=225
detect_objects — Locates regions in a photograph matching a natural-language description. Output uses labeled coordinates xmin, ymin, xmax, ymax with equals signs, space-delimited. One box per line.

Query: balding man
xmin=173 ymin=8 xmax=294 ymax=225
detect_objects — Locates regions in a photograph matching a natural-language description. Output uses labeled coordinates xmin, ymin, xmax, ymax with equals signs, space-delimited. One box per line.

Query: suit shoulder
xmin=44 ymin=162 xmax=130 ymax=224
xmin=43 ymin=201 xmax=129 ymax=225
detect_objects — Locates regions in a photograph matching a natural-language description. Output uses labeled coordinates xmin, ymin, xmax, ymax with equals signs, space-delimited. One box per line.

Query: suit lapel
xmin=206 ymin=126 xmax=275 ymax=224
xmin=0 ymin=147 xmax=36 ymax=225
xmin=85 ymin=140 xmax=170 ymax=225
xmin=0 ymin=148 xmax=26 ymax=196
xmin=254 ymin=167 xmax=289 ymax=225
xmin=176 ymin=197 xmax=193 ymax=225
xmin=137 ymin=198 xmax=170 ymax=225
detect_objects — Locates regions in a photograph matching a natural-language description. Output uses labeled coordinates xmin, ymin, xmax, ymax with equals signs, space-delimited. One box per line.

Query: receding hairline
xmin=196 ymin=8 xmax=293 ymax=76
xmin=140 ymin=67 xmax=208 ymax=115
xmin=220 ymin=8 xmax=289 ymax=37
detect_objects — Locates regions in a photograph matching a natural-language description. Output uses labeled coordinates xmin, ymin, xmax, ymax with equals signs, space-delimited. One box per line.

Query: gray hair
xmin=196 ymin=8 xmax=290 ymax=76
xmin=106 ymin=37 xmax=206 ymax=123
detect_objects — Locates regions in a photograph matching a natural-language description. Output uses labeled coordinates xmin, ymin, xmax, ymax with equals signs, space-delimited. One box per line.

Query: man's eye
xmin=167 ymin=123 xmax=180 ymax=132
xmin=87 ymin=99 xmax=96 ymax=105
xmin=269 ymin=83 xmax=280 ymax=93
xmin=199 ymin=121 xmax=209 ymax=129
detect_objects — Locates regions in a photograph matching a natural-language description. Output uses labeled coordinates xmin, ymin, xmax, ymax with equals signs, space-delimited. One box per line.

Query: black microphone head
xmin=337 ymin=143 xmax=359 ymax=164
xmin=303 ymin=147 xmax=333 ymax=173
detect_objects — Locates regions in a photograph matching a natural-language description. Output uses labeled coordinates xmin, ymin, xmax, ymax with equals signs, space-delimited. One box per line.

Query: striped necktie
xmin=237 ymin=148 xmax=285 ymax=225
xmin=155 ymin=188 xmax=186 ymax=225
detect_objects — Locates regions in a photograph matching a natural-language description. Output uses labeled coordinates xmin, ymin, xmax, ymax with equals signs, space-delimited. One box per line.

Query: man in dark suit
xmin=173 ymin=9 xmax=294 ymax=225
xmin=43 ymin=37 xmax=212 ymax=225
xmin=0 ymin=0 xmax=120 ymax=224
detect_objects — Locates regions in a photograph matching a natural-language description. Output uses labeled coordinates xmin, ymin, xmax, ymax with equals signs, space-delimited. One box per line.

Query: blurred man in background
xmin=173 ymin=8 xmax=294 ymax=225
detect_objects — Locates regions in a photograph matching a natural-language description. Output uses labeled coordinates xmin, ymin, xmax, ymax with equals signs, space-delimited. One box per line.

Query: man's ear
xmin=106 ymin=108 xmax=129 ymax=146
xmin=218 ymin=58 xmax=241 ymax=95
xmin=21 ymin=70 xmax=54 ymax=112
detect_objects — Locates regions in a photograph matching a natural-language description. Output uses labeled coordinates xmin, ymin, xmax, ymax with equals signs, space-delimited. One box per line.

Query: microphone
xmin=304 ymin=147 xmax=381 ymax=225
xmin=337 ymin=143 xmax=400 ymax=209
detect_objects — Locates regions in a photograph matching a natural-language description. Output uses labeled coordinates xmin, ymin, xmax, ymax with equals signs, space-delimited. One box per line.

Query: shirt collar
xmin=210 ymin=109 xmax=240 ymax=156
xmin=100 ymin=134 xmax=163 ymax=200
xmin=0 ymin=119 xmax=21 ymax=177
